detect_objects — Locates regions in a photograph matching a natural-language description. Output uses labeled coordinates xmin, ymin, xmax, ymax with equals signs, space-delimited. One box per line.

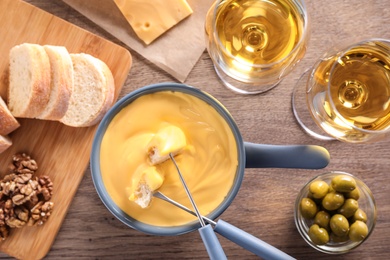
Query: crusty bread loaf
xmin=0 ymin=96 xmax=19 ymax=135
xmin=0 ymin=135 xmax=12 ymax=154
xmin=60 ymin=53 xmax=115 ymax=127
xmin=8 ymin=43 xmax=115 ymax=127
xmin=8 ymin=43 xmax=51 ymax=118
xmin=38 ymin=45 xmax=73 ymax=120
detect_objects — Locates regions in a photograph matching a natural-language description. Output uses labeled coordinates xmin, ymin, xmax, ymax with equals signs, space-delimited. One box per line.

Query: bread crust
xmin=8 ymin=43 xmax=115 ymax=128
xmin=61 ymin=53 xmax=115 ymax=127
xmin=8 ymin=43 xmax=51 ymax=118
xmin=0 ymin=135 xmax=12 ymax=154
xmin=0 ymin=96 xmax=19 ymax=135
xmin=80 ymin=56 xmax=115 ymax=127
xmin=38 ymin=45 xmax=73 ymax=120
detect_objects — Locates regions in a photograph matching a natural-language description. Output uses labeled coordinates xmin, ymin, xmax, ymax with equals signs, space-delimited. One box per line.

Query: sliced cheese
xmin=114 ymin=0 xmax=193 ymax=45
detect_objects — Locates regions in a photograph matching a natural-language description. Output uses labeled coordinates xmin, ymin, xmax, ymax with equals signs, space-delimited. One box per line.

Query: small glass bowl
xmin=294 ymin=171 xmax=377 ymax=254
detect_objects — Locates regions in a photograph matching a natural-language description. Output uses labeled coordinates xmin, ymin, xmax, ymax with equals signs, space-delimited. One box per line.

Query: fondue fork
xmin=169 ymin=153 xmax=227 ymax=260
xmin=154 ymin=191 xmax=295 ymax=260
xmin=156 ymin=154 xmax=295 ymax=260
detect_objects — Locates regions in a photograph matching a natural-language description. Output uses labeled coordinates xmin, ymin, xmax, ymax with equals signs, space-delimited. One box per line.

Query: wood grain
xmin=1 ymin=0 xmax=389 ymax=259
xmin=0 ymin=0 xmax=132 ymax=259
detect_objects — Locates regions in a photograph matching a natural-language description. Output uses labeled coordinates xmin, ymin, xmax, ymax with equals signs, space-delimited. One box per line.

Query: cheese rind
xmin=114 ymin=0 xmax=193 ymax=45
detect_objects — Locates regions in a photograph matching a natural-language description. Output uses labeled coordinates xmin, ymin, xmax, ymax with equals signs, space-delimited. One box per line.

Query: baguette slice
xmin=60 ymin=53 xmax=115 ymax=127
xmin=126 ymin=166 xmax=164 ymax=208
xmin=147 ymin=125 xmax=187 ymax=165
xmin=8 ymin=43 xmax=51 ymax=118
xmin=38 ymin=45 xmax=73 ymax=120
xmin=0 ymin=135 xmax=12 ymax=154
xmin=0 ymin=96 xmax=19 ymax=135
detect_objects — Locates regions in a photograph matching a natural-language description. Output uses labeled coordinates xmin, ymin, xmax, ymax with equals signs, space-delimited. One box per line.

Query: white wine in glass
xmin=205 ymin=0 xmax=309 ymax=94
xmin=295 ymin=39 xmax=390 ymax=143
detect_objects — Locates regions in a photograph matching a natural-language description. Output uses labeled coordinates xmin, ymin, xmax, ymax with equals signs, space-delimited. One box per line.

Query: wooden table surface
xmin=3 ymin=0 xmax=389 ymax=259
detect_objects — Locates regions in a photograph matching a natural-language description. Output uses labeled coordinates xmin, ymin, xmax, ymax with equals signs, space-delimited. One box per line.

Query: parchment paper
xmin=62 ymin=0 xmax=215 ymax=82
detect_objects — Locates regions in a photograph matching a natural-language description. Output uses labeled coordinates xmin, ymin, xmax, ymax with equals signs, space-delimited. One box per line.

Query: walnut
xmin=12 ymin=192 xmax=35 ymax=206
xmin=0 ymin=153 xmax=54 ymax=240
xmin=8 ymin=153 xmax=38 ymax=175
xmin=16 ymin=207 xmax=29 ymax=222
xmin=0 ymin=199 xmax=24 ymax=228
xmin=1 ymin=199 xmax=13 ymax=223
xmin=28 ymin=201 xmax=54 ymax=226
xmin=0 ymin=181 xmax=17 ymax=197
xmin=2 ymin=173 xmax=17 ymax=182
xmin=6 ymin=206 xmax=29 ymax=228
xmin=38 ymin=176 xmax=53 ymax=201
xmin=0 ymin=225 xmax=9 ymax=241
xmin=24 ymin=194 xmax=39 ymax=210
xmin=0 ymin=206 xmax=6 ymax=227
xmin=0 ymin=173 xmax=34 ymax=197
xmin=14 ymin=173 xmax=33 ymax=184
xmin=6 ymin=217 xmax=26 ymax=229
xmin=10 ymin=178 xmax=40 ymax=206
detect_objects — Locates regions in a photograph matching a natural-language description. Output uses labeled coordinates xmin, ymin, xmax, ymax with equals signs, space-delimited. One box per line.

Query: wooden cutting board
xmin=0 ymin=0 xmax=132 ymax=259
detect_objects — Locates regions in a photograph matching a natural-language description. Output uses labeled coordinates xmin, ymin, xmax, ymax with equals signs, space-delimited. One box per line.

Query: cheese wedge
xmin=126 ymin=165 xmax=164 ymax=208
xmin=147 ymin=125 xmax=187 ymax=165
xmin=113 ymin=0 xmax=193 ymax=45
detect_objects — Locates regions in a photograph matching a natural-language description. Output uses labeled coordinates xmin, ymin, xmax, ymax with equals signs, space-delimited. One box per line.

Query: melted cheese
xmin=114 ymin=0 xmax=193 ymax=45
xmin=100 ymin=91 xmax=238 ymax=227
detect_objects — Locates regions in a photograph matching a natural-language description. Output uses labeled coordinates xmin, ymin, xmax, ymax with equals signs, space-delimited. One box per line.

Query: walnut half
xmin=28 ymin=201 xmax=54 ymax=226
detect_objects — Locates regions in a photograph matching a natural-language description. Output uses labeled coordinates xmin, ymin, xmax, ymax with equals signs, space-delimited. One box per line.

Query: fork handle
xmin=199 ymin=224 xmax=227 ymax=260
xmin=214 ymin=220 xmax=295 ymax=260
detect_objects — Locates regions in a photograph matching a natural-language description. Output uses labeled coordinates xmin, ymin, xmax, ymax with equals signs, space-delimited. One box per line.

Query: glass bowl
xmin=294 ymin=171 xmax=377 ymax=254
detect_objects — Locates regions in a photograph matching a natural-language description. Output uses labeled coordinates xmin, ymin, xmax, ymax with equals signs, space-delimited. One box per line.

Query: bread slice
xmin=0 ymin=135 xmax=12 ymax=154
xmin=147 ymin=125 xmax=187 ymax=165
xmin=8 ymin=43 xmax=51 ymax=118
xmin=0 ymin=96 xmax=19 ymax=135
xmin=37 ymin=45 xmax=73 ymax=120
xmin=60 ymin=53 xmax=115 ymax=127
xmin=126 ymin=166 xmax=164 ymax=208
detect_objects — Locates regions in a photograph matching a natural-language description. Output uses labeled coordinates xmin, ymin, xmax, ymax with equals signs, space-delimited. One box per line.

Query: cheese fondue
xmin=100 ymin=91 xmax=238 ymax=226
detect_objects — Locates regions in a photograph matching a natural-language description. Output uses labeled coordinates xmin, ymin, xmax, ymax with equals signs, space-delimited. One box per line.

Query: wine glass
xmin=205 ymin=0 xmax=310 ymax=95
xmin=292 ymin=38 xmax=390 ymax=143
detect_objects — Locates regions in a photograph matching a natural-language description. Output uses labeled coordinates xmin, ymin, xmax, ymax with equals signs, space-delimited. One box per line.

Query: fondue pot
xmin=90 ymin=82 xmax=330 ymax=236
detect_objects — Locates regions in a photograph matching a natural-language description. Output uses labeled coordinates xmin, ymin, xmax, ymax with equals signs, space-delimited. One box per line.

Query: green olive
xmin=338 ymin=198 xmax=359 ymax=218
xmin=309 ymin=180 xmax=329 ymax=199
xmin=308 ymin=224 xmax=329 ymax=245
xmin=314 ymin=211 xmax=330 ymax=229
xmin=345 ymin=187 xmax=360 ymax=200
xmin=322 ymin=192 xmax=345 ymax=211
xmin=330 ymin=214 xmax=349 ymax=237
xmin=349 ymin=220 xmax=368 ymax=242
xmin=352 ymin=208 xmax=368 ymax=223
xmin=300 ymin=198 xmax=318 ymax=219
xmin=331 ymin=175 xmax=357 ymax=193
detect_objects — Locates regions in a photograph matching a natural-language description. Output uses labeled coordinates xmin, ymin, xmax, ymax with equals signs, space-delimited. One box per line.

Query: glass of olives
xmin=294 ymin=171 xmax=376 ymax=254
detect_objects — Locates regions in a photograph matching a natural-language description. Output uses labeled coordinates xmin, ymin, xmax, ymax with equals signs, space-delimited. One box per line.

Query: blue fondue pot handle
xmin=244 ymin=143 xmax=330 ymax=169
xmin=199 ymin=224 xmax=227 ymax=260
xmin=214 ymin=220 xmax=296 ymax=260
